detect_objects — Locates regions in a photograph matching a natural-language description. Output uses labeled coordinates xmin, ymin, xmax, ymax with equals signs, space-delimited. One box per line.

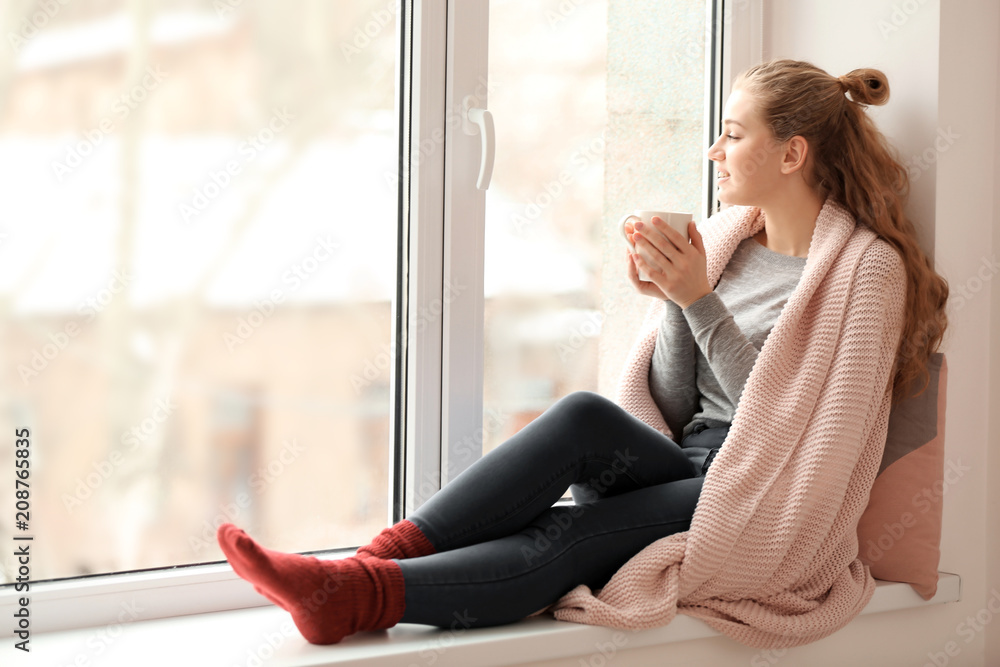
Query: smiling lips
xmin=717 ymin=170 xmax=731 ymax=183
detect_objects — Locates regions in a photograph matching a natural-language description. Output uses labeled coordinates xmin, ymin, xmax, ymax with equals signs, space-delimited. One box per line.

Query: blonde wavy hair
xmin=734 ymin=59 xmax=949 ymax=404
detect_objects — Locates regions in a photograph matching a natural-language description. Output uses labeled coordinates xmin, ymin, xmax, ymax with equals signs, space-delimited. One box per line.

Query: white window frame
xmin=707 ymin=0 xmax=765 ymax=214
xmin=403 ymin=0 xmax=490 ymax=520
xmin=0 ymin=0 xmax=491 ymax=637
xmin=0 ymin=0 xmax=741 ymax=638
xmin=722 ymin=0 xmax=767 ymax=95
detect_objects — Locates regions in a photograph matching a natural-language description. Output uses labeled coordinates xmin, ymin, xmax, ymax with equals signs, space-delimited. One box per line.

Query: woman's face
xmin=706 ymin=88 xmax=788 ymax=207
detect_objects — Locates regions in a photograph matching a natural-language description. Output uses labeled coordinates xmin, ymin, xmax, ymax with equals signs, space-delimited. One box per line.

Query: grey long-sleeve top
xmin=649 ymin=235 xmax=808 ymax=442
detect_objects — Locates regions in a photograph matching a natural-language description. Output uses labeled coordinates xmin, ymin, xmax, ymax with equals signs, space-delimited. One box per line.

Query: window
xmin=0 ymin=0 xmax=732 ymax=635
xmin=0 ymin=0 xmax=399 ymax=580
xmin=479 ymin=0 xmax=715 ymax=460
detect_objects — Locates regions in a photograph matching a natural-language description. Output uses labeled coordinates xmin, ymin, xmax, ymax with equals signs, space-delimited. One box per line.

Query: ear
xmin=781 ymin=135 xmax=809 ymax=175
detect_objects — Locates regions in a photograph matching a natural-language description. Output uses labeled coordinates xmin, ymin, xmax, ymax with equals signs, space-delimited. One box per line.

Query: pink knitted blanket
xmin=547 ymin=199 xmax=907 ymax=648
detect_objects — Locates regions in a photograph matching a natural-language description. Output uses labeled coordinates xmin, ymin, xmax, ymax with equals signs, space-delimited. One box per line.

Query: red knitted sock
xmin=217 ymin=523 xmax=405 ymax=645
xmin=355 ymin=519 xmax=436 ymax=560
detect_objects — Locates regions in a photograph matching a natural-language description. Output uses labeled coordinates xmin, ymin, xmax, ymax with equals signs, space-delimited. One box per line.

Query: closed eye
xmin=726 ymin=134 xmax=741 ymax=141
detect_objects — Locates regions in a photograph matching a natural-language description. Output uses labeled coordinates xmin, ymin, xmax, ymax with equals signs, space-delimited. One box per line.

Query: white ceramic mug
xmin=618 ymin=210 xmax=694 ymax=281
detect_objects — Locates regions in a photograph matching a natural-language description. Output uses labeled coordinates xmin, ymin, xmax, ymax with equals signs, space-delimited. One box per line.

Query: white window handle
xmin=467 ymin=107 xmax=495 ymax=190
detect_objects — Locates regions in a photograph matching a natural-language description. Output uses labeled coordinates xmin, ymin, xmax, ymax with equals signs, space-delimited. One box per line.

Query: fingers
xmin=653 ymin=216 xmax=686 ymax=248
xmin=633 ymin=221 xmax=680 ymax=263
xmin=648 ymin=217 xmax=686 ymax=249
xmin=625 ymin=248 xmax=648 ymax=289
xmin=632 ymin=251 xmax=662 ymax=290
xmin=627 ymin=249 xmax=652 ymax=286
xmin=633 ymin=232 xmax=672 ymax=276
xmin=632 ymin=243 xmax=658 ymax=280
xmin=625 ymin=247 xmax=638 ymax=281
xmin=623 ymin=220 xmax=637 ymax=249
xmin=625 ymin=248 xmax=664 ymax=299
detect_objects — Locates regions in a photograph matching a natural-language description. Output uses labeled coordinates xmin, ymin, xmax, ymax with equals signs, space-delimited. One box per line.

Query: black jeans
xmin=397 ymin=391 xmax=730 ymax=629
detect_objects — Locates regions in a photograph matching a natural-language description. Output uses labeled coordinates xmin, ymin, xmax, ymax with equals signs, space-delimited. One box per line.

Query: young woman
xmin=216 ymin=60 xmax=949 ymax=645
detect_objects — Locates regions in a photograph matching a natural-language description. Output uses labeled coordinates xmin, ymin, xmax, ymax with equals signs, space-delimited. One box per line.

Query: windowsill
xmin=5 ymin=573 xmax=960 ymax=667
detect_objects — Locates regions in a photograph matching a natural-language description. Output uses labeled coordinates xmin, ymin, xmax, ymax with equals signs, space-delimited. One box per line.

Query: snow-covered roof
xmin=0 ymin=130 xmax=590 ymax=315
xmin=13 ymin=11 xmax=236 ymax=71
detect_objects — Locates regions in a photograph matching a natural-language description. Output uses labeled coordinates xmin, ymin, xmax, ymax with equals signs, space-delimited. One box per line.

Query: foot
xmin=355 ymin=519 xmax=437 ymax=560
xmin=217 ymin=523 xmax=405 ymax=644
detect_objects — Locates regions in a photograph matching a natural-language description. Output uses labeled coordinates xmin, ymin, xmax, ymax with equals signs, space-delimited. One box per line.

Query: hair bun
xmin=839 ymin=68 xmax=890 ymax=106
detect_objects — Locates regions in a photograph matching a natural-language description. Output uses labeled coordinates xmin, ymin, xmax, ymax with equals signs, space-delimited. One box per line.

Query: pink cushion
xmin=857 ymin=352 xmax=947 ymax=599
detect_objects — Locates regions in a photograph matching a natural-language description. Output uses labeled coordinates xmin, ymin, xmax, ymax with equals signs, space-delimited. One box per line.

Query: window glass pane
xmin=484 ymin=0 xmax=708 ymax=454
xmin=0 ymin=0 xmax=398 ymax=581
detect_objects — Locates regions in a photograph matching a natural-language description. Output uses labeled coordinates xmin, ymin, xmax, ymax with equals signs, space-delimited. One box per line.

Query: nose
xmin=707 ymin=134 xmax=724 ymax=162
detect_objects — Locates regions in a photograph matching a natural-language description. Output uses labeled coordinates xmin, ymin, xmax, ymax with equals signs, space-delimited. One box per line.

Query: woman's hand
xmin=623 ymin=219 xmax=671 ymax=299
xmin=626 ymin=217 xmax=712 ymax=309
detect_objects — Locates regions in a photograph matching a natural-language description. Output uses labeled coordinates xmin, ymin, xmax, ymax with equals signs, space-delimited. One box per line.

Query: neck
xmin=758 ymin=187 xmax=825 ymax=258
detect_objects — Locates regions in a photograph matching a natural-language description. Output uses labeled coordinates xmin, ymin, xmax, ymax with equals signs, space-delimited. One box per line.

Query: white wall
xmin=767 ymin=0 xmax=942 ymax=256
xmin=933 ymin=2 xmax=999 ymax=665
xmin=988 ymin=4 xmax=1000 ymax=666
xmin=524 ymin=1 xmax=999 ymax=665
xmin=936 ymin=2 xmax=1000 ymax=666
